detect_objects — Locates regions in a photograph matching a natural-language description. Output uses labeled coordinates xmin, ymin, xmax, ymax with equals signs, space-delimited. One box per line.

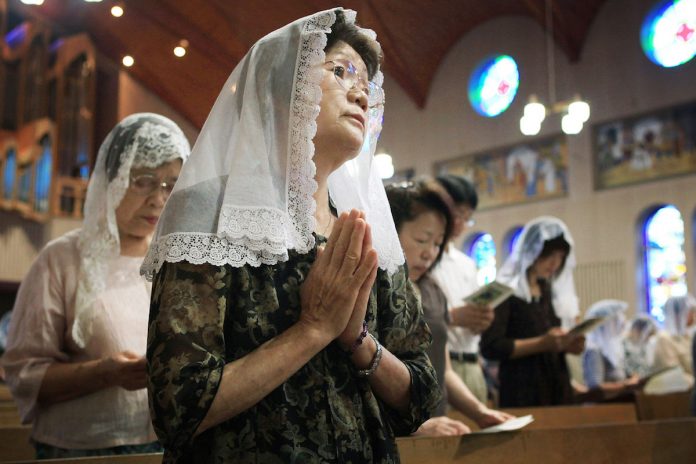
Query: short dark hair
xmin=325 ymin=10 xmax=382 ymax=80
xmin=435 ymin=174 xmax=478 ymax=210
xmin=386 ymin=180 xmax=454 ymax=268
xmin=536 ymin=235 xmax=571 ymax=275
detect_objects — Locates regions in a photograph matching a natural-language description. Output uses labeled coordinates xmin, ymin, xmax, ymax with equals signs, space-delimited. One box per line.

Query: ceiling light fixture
xmin=111 ymin=3 xmax=124 ymax=17
xmin=20 ymin=0 xmax=44 ymax=5
xmin=520 ymin=0 xmax=590 ymax=136
xmin=174 ymin=39 xmax=189 ymax=58
xmin=122 ymin=55 xmax=134 ymax=67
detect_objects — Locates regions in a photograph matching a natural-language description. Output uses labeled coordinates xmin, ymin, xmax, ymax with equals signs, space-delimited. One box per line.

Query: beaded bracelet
xmin=357 ymin=333 xmax=383 ymax=378
xmin=346 ymin=320 xmax=369 ymax=355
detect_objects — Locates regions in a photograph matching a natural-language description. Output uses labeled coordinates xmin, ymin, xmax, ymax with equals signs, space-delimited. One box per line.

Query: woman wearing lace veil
xmin=624 ymin=314 xmax=658 ymax=378
xmin=652 ymin=294 xmax=695 ymax=383
xmin=480 ymin=216 xmax=585 ymax=407
xmin=142 ymin=9 xmax=439 ymax=464
xmin=1 ymin=113 xmax=190 ymax=458
xmin=582 ymin=300 xmax=639 ymax=397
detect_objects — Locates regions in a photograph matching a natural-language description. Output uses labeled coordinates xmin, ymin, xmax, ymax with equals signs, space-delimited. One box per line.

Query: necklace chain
xmin=320 ymin=214 xmax=335 ymax=236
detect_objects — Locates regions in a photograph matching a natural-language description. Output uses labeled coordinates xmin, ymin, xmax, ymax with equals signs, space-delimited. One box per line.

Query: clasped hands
xmin=299 ymin=209 xmax=379 ymax=352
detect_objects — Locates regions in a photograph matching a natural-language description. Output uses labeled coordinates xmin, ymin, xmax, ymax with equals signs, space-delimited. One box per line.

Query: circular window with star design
xmin=468 ymin=54 xmax=519 ymax=117
xmin=641 ymin=0 xmax=696 ymax=68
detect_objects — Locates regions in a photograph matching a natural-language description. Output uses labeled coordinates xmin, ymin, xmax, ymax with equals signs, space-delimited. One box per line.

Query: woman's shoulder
xmin=35 ymin=228 xmax=81 ymax=267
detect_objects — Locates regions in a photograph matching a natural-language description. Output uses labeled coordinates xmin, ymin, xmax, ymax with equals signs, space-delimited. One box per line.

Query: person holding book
xmin=624 ymin=315 xmax=658 ymax=378
xmin=429 ymin=174 xmax=493 ymax=403
xmin=386 ymin=181 xmax=513 ymax=436
xmin=582 ymin=300 xmax=640 ymax=398
xmin=480 ymin=216 xmax=585 ymax=407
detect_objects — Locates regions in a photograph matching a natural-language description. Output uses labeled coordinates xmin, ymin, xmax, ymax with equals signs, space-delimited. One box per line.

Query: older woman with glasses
xmin=141 ymin=9 xmax=440 ymax=463
xmin=1 ymin=113 xmax=189 ymax=459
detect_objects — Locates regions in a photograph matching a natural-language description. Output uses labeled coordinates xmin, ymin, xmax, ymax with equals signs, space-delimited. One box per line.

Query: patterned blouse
xmin=147 ymin=238 xmax=440 ymax=463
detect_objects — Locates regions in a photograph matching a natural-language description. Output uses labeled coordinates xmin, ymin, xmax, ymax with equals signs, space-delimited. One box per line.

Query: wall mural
xmin=594 ymin=100 xmax=696 ymax=190
xmin=435 ymin=134 xmax=569 ymax=210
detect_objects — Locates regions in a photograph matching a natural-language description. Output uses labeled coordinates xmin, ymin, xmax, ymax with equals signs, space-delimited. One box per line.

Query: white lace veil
xmin=585 ymin=299 xmax=628 ymax=369
xmin=141 ymin=8 xmax=403 ymax=280
xmin=74 ymin=113 xmax=190 ymax=347
xmin=497 ymin=216 xmax=579 ymax=326
xmin=663 ymin=294 xmax=696 ymax=336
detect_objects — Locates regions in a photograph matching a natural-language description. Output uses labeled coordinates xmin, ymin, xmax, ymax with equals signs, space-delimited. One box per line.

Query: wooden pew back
xmin=397 ymin=418 xmax=696 ymax=464
xmin=0 ymin=426 xmax=33 ymax=462
xmin=448 ymin=402 xmax=637 ymax=430
xmin=634 ymin=390 xmax=693 ymax=420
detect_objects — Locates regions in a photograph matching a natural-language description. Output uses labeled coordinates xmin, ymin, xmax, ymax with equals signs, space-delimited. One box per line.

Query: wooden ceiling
xmin=10 ymin=0 xmax=609 ymax=129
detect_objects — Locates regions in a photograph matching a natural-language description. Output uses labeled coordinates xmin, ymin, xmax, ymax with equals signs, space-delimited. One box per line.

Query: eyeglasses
xmin=325 ymin=59 xmax=384 ymax=109
xmin=129 ymin=173 xmax=177 ymax=197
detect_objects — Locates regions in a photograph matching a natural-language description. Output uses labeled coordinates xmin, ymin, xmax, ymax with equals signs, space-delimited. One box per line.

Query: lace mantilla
xmin=75 ymin=114 xmax=189 ymax=346
xmin=142 ymin=10 xmax=336 ymax=279
xmin=128 ymin=121 xmax=191 ymax=168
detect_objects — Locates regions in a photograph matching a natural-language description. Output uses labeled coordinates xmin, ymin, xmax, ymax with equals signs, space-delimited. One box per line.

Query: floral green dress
xmin=147 ymin=238 xmax=441 ymax=463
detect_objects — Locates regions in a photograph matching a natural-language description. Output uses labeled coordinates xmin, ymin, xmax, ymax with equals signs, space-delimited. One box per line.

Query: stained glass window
xmin=466 ymin=232 xmax=497 ymax=286
xmin=641 ymin=0 xmax=696 ymax=68
xmin=642 ymin=205 xmax=688 ymax=322
xmin=503 ymin=226 xmax=523 ymax=258
xmin=468 ymin=55 xmax=519 ymax=117
xmin=34 ymin=136 xmax=52 ymax=213
xmin=3 ymin=149 xmax=16 ymax=200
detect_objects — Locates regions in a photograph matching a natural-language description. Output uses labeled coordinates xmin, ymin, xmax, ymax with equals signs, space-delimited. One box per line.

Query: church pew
xmin=448 ymin=402 xmax=637 ymax=430
xmin=4 ymin=419 xmax=694 ymax=464
xmin=0 ymin=426 xmax=33 ymax=462
xmin=0 ymin=384 xmax=12 ymax=403
xmin=0 ymin=404 xmax=21 ymax=427
xmin=634 ymin=389 xmax=693 ymax=420
xmin=397 ymin=418 xmax=696 ymax=464
xmin=4 ymin=418 xmax=696 ymax=464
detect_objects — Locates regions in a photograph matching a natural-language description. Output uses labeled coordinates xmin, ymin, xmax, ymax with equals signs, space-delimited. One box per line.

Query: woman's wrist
xmin=350 ymin=333 xmax=378 ymax=369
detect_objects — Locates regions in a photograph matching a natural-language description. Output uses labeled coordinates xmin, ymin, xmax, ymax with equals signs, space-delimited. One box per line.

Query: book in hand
xmin=463 ymin=281 xmax=514 ymax=309
xmin=567 ymin=316 xmax=607 ymax=337
xmin=472 ymin=415 xmax=534 ymax=434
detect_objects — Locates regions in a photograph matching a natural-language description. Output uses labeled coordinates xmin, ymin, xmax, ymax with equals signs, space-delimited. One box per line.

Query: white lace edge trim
xmin=141 ymin=232 xmax=290 ymax=280
xmin=142 ymin=10 xmax=338 ymax=280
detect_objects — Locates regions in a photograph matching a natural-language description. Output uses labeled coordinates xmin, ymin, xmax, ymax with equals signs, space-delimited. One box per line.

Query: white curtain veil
xmin=141 ymin=8 xmax=404 ymax=280
xmin=663 ymin=294 xmax=696 ymax=336
xmin=497 ymin=216 xmax=579 ymax=326
xmin=585 ymin=299 xmax=628 ymax=369
xmin=74 ymin=113 xmax=190 ymax=347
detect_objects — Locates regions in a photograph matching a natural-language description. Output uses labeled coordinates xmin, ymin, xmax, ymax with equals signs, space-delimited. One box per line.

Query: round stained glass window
xmin=641 ymin=0 xmax=696 ymax=68
xmin=468 ymin=55 xmax=519 ymax=117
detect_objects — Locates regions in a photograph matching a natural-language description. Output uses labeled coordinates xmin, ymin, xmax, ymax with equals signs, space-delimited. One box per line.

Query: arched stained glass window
xmin=466 ymin=232 xmax=497 ymax=286
xmin=642 ymin=205 xmax=688 ymax=322
xmin=3 ymin=148 xmax=16 ymax=200
xmin=503 ymin=226 xmax=523 ymax=258
xmin=34 ymin=136 xmax=52 ymax=213
xmin=641 ymin=0 xmax=696 ymax=68
xmin=468 ymin=55 xmax=519 ymax=117
xmin=18 ymin=166 xmax=31 ymax=203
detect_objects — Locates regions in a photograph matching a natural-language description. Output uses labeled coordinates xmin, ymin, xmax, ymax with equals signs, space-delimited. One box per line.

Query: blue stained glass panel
xmin=467 ymin=233 xmax=497 ymax=286
xmin=3 ymin=149 xmax=16 ymax=200
xmin=468 ymin=55 xmax=520 ymax=117
xmin=643 ymin=205 xmax=687 ymax=322
xmin=34 ymin=137 xmax=52 ymax=212
xmin=641 ymin=0 xmax=696 ymax=68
